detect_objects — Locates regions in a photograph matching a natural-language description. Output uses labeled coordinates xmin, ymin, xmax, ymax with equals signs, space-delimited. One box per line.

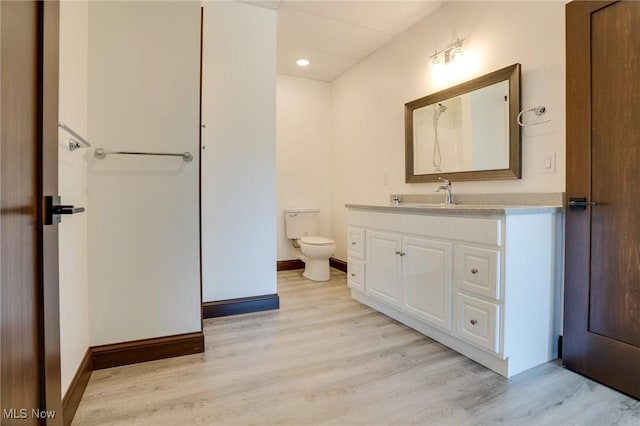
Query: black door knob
xmin=44 ymin=195 xmax=85 ymax=225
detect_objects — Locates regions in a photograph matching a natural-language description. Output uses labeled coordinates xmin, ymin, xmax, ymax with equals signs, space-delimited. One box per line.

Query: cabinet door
xmin=366 ymin=231 xmax=402 ymax=307
xmin=403 ymin=237 xmax=453 ymax=331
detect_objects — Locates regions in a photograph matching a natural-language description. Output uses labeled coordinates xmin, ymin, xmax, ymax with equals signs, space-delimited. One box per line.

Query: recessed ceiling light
xmin=296 ymin=58 xmax=310 ymax=67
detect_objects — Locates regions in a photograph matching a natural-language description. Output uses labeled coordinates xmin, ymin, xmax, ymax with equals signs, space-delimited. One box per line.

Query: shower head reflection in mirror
xmin=432 ymin=103 xmax=448 ymax=170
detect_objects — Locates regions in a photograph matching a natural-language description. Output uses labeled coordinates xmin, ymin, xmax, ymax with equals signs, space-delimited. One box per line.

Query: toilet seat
xmin=300 ymin=236 xmax=334 ymax=246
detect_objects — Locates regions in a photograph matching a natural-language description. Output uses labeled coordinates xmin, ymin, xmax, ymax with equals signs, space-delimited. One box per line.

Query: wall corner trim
xmin=62 ymin=348 xmax=93 ymax=426
xmin=91 ymin=331 xmax=205 ymax=371
xmin=203 ymin=294 xmax=280 ymax=318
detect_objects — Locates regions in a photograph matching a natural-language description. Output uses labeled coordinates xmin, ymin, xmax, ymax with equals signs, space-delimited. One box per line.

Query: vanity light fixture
xmin=296 ymin=58 xmax=310 ymax=67
xmin=429 ymin=38 xmax=465 ymax=66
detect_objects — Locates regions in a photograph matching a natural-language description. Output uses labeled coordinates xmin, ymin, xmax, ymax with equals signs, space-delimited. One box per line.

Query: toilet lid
xmin=300 ymin=236 xmax=334 ymax=245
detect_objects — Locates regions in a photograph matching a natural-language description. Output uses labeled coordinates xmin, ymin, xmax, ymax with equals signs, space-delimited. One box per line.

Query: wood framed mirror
xmin=405 ymin=63 xmax=521 ymax=183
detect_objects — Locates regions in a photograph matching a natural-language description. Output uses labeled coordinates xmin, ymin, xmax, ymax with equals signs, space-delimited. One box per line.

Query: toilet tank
xmin=284 ymin=208 xmax=320 ymax=239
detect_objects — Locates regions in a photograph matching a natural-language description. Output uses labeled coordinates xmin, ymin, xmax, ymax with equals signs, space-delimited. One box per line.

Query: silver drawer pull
xmin=471 ymin=268 xmax=479 ymax=274
xmin=470 ymin=319 xmax=478 ymax=325
xmin=351 ymin=273 xmax=356 ymax=277
xmin=351 ymin=241 xmax=356 ymax=245
xmin=395 ymin=251 xmax=405 ymax=256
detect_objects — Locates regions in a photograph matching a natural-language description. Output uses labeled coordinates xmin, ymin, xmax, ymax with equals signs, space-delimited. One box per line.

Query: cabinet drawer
xmin=455 ymin=245 xmax=501 ymax=300
xmin=347 ymin=260 xmax=364 ymax=291
xmin=455 ymin=293 xmax=500 ymax=354
xmin=348 ymin=227 xmax=365 ymax=259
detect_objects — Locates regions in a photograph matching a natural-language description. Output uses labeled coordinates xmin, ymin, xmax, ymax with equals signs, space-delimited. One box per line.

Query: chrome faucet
xmin=391 ymin=194 xmax=400 ymax=206
xmin=436 ymin=178 xmax=453 ymax=205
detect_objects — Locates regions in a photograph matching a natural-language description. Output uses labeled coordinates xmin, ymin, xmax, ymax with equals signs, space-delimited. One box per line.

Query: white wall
xmin=87 ymin=1 xmax=201 ymax=345
xmin=276 ymin=75 xmax=332 ymax=261
xmin=201 ymin=1 xmax=277 ymax=302
xmin=330 ymin=1 xmax=565 ymax=261
xmin=58 ymin=0 xmax=89 ymax=394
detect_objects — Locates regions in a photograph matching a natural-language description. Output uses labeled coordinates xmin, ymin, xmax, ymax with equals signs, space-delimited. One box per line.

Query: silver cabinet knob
xmin=351 ymin=241 xmax=356 ymax=245
xmin=470 ymin=319 xmax=478 ymax=325
xmin=351 ymin=273 xmax=356 ymax=277
xmin=395 ymin=251 xmax=405 ymax=256
xmin=471 ymin=268 xmax=478 ymax=274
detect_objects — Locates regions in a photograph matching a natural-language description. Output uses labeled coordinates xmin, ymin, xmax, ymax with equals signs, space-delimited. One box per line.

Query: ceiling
xmin=246 ymin=1 xmax=445 ymax=82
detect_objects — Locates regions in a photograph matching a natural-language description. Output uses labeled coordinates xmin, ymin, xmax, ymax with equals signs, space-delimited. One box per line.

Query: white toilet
xmin=284 ymin=208 xmax=335 ymax=282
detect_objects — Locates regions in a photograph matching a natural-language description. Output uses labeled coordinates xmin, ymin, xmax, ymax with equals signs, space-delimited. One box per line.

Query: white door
xmin=403 ymin=237 xmax=453 ymax=330
xmin=366 ymin=231 xmax=402 ymax=307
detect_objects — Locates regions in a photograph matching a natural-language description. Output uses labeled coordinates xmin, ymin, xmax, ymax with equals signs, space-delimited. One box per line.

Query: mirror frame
xmin=405 ymin=63 xmax=521 ymax=183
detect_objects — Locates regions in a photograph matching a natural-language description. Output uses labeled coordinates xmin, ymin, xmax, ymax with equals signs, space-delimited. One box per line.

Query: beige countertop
xmin=345 ymin=203 xmax=562 ymax=216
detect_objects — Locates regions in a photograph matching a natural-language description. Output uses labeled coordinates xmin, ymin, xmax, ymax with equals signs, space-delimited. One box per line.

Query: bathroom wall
xmin=58 ymin=0 xmax=90 ymax=394
xmin=330 ymin=1 xmax=565 ymax=260
xmin=276 ymin=75 xmax=332 ymax=261
xmin=201 ymin=1 xmax=277 ymax=302
xmin=87 ymin=1 xmax=201 ymax=345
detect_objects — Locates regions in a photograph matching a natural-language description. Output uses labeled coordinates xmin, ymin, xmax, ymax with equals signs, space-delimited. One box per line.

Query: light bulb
xmin=431 ymin=61 xmax=445 ymax=83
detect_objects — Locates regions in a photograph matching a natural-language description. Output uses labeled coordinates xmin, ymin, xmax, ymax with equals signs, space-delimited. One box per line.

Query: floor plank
xmin=73 ymin=269 xmax=640 ymax=425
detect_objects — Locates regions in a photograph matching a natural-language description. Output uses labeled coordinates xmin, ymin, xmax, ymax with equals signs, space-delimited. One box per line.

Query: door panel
xmin=589 ymin=0 xmax=640 ymax=347
xmin=565 ymin=0 xmax=640 ymax=399
xmin=403 ymin=237 xmax=452 ymax=330
xmin=366 ymin=231 xmax=402 ymax=307
xmin=1 ymin=0 xmax=42 ymax=418
xmin=1 ymin=0 xmax=62 ymax=423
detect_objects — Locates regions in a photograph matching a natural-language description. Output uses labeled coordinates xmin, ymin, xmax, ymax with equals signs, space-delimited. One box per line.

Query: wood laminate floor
xmin=73 ymin=269 xmax=640 ymax=425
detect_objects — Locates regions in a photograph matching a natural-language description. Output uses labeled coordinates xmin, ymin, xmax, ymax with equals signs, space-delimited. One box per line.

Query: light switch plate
xmin=542 ymin=152 xmax=556 ymax=174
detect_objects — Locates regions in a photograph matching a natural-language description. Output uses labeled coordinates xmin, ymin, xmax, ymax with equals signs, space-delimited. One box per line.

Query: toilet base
xmin=303 ymin=258 xmax=330 ymax=282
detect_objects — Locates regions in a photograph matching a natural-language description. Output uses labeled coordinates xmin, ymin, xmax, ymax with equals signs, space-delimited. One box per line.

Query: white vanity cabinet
xmin=346 ymin=205 xmax=560 ymax=378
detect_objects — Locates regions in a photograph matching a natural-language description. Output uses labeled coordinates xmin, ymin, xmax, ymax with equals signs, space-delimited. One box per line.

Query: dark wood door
xmin=565 ymin=0 xmax=640 ymax=399
xmin=1 ymin=1 xmax=62 ymax=424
